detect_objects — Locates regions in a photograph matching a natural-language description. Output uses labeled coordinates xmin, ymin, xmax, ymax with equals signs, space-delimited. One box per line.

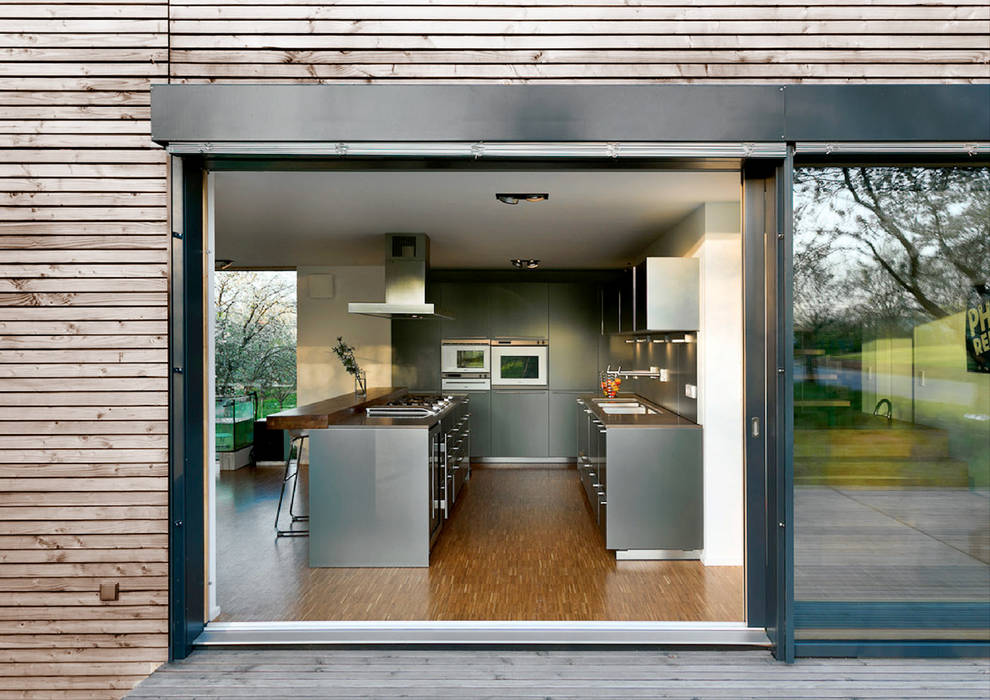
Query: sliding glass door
xmin=792 ymin=165 xmax=990 ymax=648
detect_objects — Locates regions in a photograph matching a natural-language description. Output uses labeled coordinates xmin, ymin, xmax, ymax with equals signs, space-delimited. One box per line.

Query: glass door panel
xmin=792 ymin=165 xmax=990 ymax=641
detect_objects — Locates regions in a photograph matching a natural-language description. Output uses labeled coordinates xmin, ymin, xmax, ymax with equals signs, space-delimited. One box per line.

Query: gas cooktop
xmin=365 ymin=394 xmax=455 ymax=418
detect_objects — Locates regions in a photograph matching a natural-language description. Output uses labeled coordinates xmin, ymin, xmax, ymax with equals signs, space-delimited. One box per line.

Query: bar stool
xmin=275 ymin=430 xmax=309 ymax=538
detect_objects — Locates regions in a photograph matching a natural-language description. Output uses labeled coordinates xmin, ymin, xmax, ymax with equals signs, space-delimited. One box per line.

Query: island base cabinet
xmin=309 ymin=427 xmax=432 ymax=567
xmin=605 ymin=427 xmax=703 ymax=552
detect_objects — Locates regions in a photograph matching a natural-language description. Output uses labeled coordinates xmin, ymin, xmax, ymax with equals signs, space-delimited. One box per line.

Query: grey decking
xmin=126 ymin=649 xmax=990 ymax=699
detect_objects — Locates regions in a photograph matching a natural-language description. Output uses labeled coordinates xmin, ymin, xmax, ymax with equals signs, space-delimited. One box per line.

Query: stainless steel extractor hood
xmin=348 ymin=234 xmax=452 ymax=320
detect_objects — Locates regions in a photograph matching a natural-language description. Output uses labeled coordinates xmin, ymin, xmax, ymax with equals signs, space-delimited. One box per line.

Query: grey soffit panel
xmin=152 ymin=84 xmax=785 ymax=143
xmin=782 ymin=85 xmax=990 ymax=143
xmin=151 ymin=84 xmax=990 ymax=146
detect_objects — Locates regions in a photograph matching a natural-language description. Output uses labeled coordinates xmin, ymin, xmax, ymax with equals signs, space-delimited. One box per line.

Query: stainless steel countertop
xmin=578 ymin=393 xmax=700 ymax=428
xmin=322 ymin=395 xmax=469 ymax=430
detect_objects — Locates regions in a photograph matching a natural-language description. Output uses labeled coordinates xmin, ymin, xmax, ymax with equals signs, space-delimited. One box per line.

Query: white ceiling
xmin=214 ymin=170 xmax=739 ymax=269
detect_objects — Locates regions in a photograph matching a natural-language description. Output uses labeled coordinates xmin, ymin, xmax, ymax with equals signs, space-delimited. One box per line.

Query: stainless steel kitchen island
xmin=576 ymin=394 xmax=703 ymax=558
xmin=269 ymin=390 xmax=470 ymax=568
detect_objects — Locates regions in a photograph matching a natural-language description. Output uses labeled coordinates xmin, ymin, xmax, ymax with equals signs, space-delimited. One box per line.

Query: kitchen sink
xmin=593 ymin=399 xmax=660 ymax=415
xmin=601 ymin=405 xmax=657 ymax=415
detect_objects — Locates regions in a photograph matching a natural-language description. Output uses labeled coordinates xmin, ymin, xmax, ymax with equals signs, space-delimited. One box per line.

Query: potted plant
xmin=332 ymin=336 xmax=367 ymax=397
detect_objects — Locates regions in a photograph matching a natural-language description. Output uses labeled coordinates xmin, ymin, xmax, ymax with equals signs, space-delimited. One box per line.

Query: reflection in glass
xmin=500 ymin=355 xmax=540 ymax=379
xmin=793 ymin=167 xmax=989 ymax=639
xmin=457 ymin=350 xmax=486 ymax=369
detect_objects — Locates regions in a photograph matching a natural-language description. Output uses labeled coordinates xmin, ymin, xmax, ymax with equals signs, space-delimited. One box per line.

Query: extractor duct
xmin=348 ymin=234 xmax=452 ymax=320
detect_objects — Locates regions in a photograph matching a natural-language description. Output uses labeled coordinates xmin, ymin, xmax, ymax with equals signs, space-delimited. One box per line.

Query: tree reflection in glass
xmin=792 ymin=166 xmax=989 ymax=631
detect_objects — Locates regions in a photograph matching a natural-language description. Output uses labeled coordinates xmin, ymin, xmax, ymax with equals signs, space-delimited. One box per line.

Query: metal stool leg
xmin=275 ymin=435 xmax=309 ymax=538
xmin=288 ymin=434 xmax=309 ymax=523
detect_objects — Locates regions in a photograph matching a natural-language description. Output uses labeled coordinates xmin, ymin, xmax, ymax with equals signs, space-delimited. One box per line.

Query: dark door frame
xmin=742 ymin=156 xmax=794 ymax=661
xmin=168 ymin=153 xmax=784 ymax=659
xmin=158 ymin=83 xmax=990 ymax=662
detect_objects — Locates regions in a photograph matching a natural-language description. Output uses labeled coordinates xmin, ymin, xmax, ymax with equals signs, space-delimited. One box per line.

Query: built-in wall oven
xmin=491 ymin=339 xmax=549 ymax=387
xmin=441 ymin=339 xmax=491 ymax=390
xmin=441 ymin=339 xmax=490 ymax=373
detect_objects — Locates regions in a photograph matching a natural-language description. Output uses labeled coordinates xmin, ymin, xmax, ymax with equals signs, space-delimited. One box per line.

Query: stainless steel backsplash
xmin=600 ymin=333 xmax=699 ymax=423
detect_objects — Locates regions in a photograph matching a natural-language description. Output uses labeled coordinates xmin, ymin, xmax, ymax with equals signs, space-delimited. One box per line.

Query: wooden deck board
xmin=126 ymin=649 xmax=990 ymax=699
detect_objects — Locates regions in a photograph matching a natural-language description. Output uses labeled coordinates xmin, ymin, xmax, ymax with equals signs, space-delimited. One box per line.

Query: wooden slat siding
xmin=0 ymin=0 xmax=169 ymax=697
xmin=0 ymin=2 xmax=981 ymax=699
xmin=166 ymin=0 xmax=990 ymax=83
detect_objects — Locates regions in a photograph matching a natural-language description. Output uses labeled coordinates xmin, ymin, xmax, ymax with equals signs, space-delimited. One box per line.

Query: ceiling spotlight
xmin=215 ymin=259 xmax=234 ymax=270
xmin=496 ymin=193 xmax=549 ymax=205
xmin=511 ymin=259 xmax=541 ymax=270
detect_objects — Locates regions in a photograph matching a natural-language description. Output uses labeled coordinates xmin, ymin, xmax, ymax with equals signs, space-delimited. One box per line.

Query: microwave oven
xmin=491 ymin=339 xmax=548 ymax=387
xmin=441 ymin=339 xmax=490 ymax=374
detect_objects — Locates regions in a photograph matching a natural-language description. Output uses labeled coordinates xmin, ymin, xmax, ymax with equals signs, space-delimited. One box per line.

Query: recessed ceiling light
xmin=496 ymin=193 xmax=549 ymax=205
xmin=511 ymin=259 xmax=541 ymax=270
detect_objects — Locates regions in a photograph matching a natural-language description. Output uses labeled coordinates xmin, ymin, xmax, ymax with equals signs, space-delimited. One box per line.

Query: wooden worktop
xmin=265 ymin=387 xmax=406 ymax=431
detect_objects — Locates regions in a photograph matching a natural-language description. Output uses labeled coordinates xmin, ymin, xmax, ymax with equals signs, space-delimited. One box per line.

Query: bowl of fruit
xmin=601 ymin=373 xmax=622 ymax=398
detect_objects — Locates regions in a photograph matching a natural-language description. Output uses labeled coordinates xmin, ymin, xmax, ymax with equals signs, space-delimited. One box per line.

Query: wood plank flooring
xmin=126 ymin=648 xmax=990 ymax=699
xmin=215 ymin=466 xmax=743 ymax=621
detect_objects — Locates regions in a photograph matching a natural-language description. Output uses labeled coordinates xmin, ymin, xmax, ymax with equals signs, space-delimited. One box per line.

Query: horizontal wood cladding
xmin=0 ymin=1 xmax=168 ymax=697
xmin=166 ymin=0 xmax=990 ymax=82
xmin=0 ymin=1 xmax=985 ymax=698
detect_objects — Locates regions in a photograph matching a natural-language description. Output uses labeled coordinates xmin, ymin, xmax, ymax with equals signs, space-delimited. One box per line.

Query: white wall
xmin=645 ymin=202 xmax=744 ymax=567
xmin=296 ymin=266 xmax=392 ymax=404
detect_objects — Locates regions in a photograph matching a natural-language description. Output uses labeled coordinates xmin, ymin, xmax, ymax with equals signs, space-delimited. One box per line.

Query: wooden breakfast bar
xmin=265 ymin=387 xmax=406 ymax=431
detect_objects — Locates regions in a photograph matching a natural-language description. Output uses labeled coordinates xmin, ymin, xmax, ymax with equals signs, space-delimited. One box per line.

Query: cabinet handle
xmin=592 ymin=482 xmax=602 ymax=488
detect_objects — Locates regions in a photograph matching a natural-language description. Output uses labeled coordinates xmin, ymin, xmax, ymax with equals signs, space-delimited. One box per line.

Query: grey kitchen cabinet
xmin=619 ymin=267 xmax=634 ymax=333
xmin=488 ymin=283 xmax=548 ymax=339
xmin=634 ymin=261 xmax=648 ymax=332
xmin=574 ymin=398 xmax=702 ymax=552
xmin=607 ymin=426 xmax=702 ymax=551
xmin=464 ymin=390 xmax=492 ymax=458
xmin=548 ymin=283 xmax=600 ymax=390
xmin=491 ymin=389 xmax=549 ymax=458
xmin=601 ymin=284 xmax=619 ymax=336
xmin=391 ymin=317 xmax=442 ymax=391
xmin=549 ymin=391 xmax=584 ymax=458
xmin=601 ymin=272 xmax=633 ymax=335
xmin=437 ymin=282 xmax=491 ymax=339
xmin=635 ymin=258 xmax=700 ymax=332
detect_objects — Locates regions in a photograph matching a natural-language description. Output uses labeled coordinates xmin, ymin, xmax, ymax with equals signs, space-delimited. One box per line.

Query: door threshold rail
xmin=195 ymin=620 xmax=770 ymax=647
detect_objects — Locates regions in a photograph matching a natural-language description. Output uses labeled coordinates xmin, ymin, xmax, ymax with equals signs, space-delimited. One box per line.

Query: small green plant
xmin=332 ymin=336 xmax=361 ymax=376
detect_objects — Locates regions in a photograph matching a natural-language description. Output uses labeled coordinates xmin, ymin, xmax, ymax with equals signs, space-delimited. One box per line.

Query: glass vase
xmin=354 ymin=370 xmax=367 ymax=397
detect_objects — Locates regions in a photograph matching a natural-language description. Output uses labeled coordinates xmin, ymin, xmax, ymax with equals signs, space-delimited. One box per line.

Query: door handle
xmin=750 ymin=417 xmax=760 ymax=438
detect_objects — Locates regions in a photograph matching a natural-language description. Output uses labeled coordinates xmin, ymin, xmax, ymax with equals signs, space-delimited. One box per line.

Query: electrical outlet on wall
xmin=685 ymin=383 xmax=697 ymax=399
